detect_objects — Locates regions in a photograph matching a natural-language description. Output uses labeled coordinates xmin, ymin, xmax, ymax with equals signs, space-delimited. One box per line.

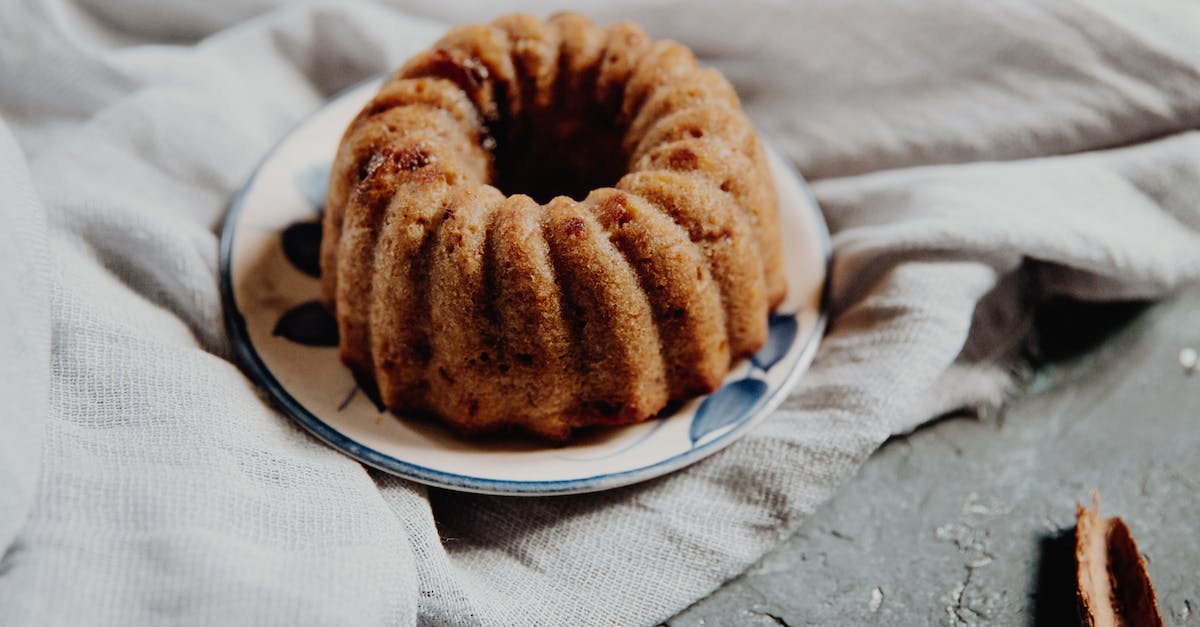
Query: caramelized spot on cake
xmin=429 ymin=49 xmax=489 ymax=89
xmin=393 ymin=146 xmax=434 ymax=171
xmin=614 ymin=206 xmax=633 ymax=227
xmin=356 ymin=151 xmax=387 ymax=182
xmin=668 ymin=146 xmax=699 ymax=170
xmin=563 ymin=216 xmax=586 ymax=237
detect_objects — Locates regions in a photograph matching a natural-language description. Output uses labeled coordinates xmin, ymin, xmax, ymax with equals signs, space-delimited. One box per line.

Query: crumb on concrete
xmin=1179 ymin=347 xmax=1197 ymax=374
xmin=869 ymin=587 xmax=883 ymax=613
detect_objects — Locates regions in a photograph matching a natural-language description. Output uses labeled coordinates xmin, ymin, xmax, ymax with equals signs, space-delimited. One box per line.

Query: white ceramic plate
xmin=221 ymin=79 xmax=829 ymax=496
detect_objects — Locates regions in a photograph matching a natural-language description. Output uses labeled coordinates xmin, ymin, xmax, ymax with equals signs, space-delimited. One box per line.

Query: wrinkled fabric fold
xmin=2 ymin=1 xmax=1199 ymax=625
xmin=0 ymin=119 xmax=51 ymax=554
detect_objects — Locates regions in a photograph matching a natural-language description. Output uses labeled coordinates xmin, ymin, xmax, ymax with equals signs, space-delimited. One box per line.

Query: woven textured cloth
xmin=2 ymin=1 xmax=1200 ymax=624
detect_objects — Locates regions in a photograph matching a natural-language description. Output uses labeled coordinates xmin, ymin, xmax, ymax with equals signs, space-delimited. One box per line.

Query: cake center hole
xmin=488 ymin=108 xmax=628 ymax=204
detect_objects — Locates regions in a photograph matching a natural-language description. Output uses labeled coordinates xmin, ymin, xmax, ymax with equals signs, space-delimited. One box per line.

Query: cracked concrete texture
xmin=671 ymin=283 xmax=1200 ymax=626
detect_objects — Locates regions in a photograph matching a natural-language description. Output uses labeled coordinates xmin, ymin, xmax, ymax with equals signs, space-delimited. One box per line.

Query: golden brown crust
xmin=617 ymin=170 xmax=768 ymax=356
xmin=335 ymin=135 xmax=449 ymax=373
xmin=594 ymin=21 xmax=651 ymax=116
xmin=547 ymin=12 xmax=606 ymax=113
xmin=490 ymin=195 xmax=576 ymax=436
xmin=584 ymin=188 xmax=728 ymax=398
xmin=621 ymin=40 xmax=700 ymax=122
xmin=492 ymin=14 xmax=561 ymax=113
xmin=399 ymin=25 xmax=518 ymax=122
xmin=544 ymin=196 xmax=668 ymax=428
xmin=634 ymin=137 xmax=786 ymax=307
xmin=624 ymin=68 xmax=740 ymax=156
xmin=367 ymin=182 xmax=453 ymax=415
xmin=630 ymin=104 xmax=757 ymax=169
xmin=321 ymin=13 xmax=786 ymax=440
xmin=425 ymin=186 xmax=507 ymax=432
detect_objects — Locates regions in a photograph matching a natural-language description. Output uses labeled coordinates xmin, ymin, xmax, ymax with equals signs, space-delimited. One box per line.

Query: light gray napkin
xmin=2 ymin=1 xmax=1199 ymax=624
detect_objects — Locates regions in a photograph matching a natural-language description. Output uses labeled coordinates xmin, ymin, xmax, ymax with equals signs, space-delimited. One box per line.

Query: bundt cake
xmin=319 ymin=12 xmax=786 ymax=440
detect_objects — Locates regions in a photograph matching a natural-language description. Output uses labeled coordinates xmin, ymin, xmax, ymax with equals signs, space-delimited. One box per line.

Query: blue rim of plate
xmin=220 ymin=78 xmax=831 ymax=496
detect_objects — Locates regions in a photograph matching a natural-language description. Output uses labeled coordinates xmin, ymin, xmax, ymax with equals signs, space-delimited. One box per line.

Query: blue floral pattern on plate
xmin=751 ymin=314 xmax=799 ymax=371
xmin=275 ymin=165 xmax=333 ymax=344
xmin=689 ymin=314 xmax=799 ymax=444
xmin=295 ymin=162 xmax=331 ymax=213
xmin=689 ymin=378 xmax=769 ymax=444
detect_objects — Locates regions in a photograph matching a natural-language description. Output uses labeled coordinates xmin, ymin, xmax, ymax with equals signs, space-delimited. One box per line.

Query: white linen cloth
xmin=2 ymin=1 xmax=1200 ymax=624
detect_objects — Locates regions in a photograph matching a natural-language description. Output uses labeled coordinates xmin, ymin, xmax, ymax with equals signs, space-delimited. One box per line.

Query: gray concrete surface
xmin=672 ymin=283 xmax=1200 ymax=626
